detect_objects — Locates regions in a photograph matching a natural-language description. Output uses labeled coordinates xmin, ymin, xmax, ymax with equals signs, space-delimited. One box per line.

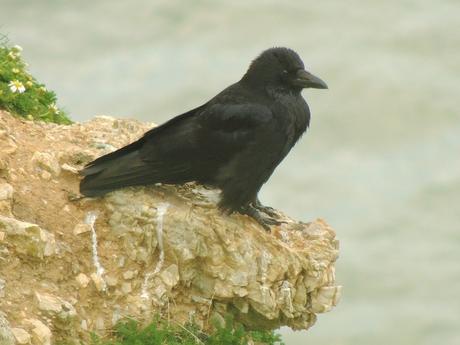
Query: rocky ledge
xmin=0 ymin=110 xmax=341 ymax=344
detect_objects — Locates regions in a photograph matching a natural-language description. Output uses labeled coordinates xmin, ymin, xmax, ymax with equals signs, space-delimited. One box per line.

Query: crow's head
xmin=243 ymin=47 xmax=327 ymax=91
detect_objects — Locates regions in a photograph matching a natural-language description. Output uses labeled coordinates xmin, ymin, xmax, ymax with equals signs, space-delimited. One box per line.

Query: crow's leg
xmin=252 ymin=198 xmax=281 ymax=219
xmin=239 ymin=204 xmax=283 ymax=231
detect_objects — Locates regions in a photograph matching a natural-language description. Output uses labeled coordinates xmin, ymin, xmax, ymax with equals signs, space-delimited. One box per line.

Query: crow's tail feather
xmin=79 ymin=151 xmax=157 ymax=197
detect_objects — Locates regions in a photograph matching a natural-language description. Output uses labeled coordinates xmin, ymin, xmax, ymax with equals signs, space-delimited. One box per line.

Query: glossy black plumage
xmin=80 ymin=47 xmax=327 ymax=229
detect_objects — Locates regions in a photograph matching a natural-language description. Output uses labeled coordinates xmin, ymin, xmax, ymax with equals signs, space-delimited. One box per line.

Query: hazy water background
xmin=1 ymin=1 xmax=459 ymax=344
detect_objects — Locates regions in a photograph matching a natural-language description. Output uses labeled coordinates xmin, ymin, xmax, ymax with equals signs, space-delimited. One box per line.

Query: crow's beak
xmin=293 ymin=69 xmax=328 ymax=89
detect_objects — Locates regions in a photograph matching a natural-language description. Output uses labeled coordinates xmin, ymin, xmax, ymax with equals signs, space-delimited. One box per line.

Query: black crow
xmin=80 ymin=47 xmax=327 ymax=230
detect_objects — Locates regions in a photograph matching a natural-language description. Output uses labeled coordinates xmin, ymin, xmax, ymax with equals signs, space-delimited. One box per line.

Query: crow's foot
xmin=252 ymin=199 xmax=282 ymax=219
xmin=239 ymin=204 xmax=284 ymax=231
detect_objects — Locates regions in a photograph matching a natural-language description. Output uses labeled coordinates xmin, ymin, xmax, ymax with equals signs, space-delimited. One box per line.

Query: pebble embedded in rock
xmin=0 ymin=216 xmax=57 ymax=259
xmin=32 ymin=152 xmax=61 ymax=177
xmin=11 ymin=328 xmax=31 ymax=345
xmin=160 ymin=265 xmax=179 ymax=289
xmin=35 ymin=292 xmax=62 ymax=314
xmin=122 ymin=270 xmax=135 ymax=280
xmin=1 ymin=139 xmax=17 ymax=155
xmin=40 ymin=171 xmax=52 ymax=180
xmin=0 ymin=312 xmax=15 ymax=345
xmin=90 ymin=273 xmax=106 ymax=292
xmin=0 ymin=183 xmax=13 ymax=201
xmin=76 ymin=273 xmax=90 ymax=288
xmin=73 ymin=224 xmax=91 ymax=235
xmin=26 ymin=319 xmax=51 ymax=345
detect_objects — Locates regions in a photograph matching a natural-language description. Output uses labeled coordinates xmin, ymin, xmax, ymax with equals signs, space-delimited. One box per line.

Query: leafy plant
xmin=87 ymin=316 xmax=285 ymax=345
xmin=249 ymin=329 xmax=285 ymax=345
xmin=0 ymin=34 xmax=71 ymax=124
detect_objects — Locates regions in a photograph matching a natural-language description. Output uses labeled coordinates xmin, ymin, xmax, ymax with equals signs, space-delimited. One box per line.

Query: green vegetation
xmin=89 ymin=316 xmax=285 ymax=345
xmin=0 ymin=34 xmax=71 ymax=124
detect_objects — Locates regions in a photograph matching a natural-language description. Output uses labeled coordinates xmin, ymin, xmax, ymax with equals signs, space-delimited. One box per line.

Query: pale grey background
xmin=2 ymin=0 xmax=459 ymax=344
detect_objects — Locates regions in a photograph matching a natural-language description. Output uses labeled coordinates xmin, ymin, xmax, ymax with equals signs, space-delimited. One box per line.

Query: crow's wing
xmin=79 ymin=104 xmax=207 ymax=195
xmin=138 ymin=102 xmax=285 ymax=181
xmin=81 ymin=103 xmax=207 ymax=176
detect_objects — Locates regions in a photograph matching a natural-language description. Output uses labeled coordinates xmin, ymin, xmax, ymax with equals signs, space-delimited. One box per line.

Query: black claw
xmin=253 ymin=199 xmax=283 ymax=219
xmin=239 ymin=204 xmax=283 ymax=231
xmin=256 ymin=205 xmax=279 ymax=218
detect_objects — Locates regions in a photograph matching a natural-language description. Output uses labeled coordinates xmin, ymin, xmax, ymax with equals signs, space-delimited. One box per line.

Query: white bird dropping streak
xmin=141 ymin=202 xmax=170 ymax=299
xmin=153 ymin=203 xmax=169 ymax=275
xmin=85 ymin=211 xmax=105 ymax=277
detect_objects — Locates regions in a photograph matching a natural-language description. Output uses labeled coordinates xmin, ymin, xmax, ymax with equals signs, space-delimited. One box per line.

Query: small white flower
xmin=8 ymin=51 xmax=18 ymax=60
xmin=8 ymin=80 xmax=26 ymax=93
xmin=49 ymin=103 xmax=60 ymax=114
xmin=12 ymin=68 xmax=20 ymax=74
xmin=12 ymin=45 xmax=23 ymax=52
